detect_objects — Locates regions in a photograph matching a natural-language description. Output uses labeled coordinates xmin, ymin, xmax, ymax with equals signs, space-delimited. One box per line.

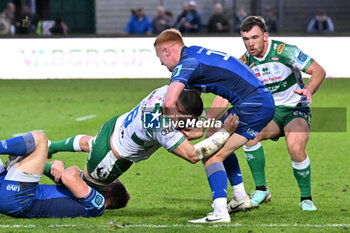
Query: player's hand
xmin=50 ymin=160 xmax=65 ymax=183
xmin=181 ymin=126 xmax=204 ymax=140
xmin=293 ymin=88 xmax=313 ymax=104
xmin=223 ymin=114 xmax=239 ymax=135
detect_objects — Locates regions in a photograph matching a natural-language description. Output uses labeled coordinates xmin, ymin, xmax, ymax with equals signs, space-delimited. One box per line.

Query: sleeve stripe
xmin=167 ymin=136 xmax=186 ymax=152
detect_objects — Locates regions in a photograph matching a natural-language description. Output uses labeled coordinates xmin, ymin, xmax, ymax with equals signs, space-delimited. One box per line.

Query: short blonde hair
xmin=154 ymin=29 xmax=184 ymax=47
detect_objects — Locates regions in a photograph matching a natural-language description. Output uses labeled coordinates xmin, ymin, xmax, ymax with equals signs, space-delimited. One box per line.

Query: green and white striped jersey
xmin=240 ymin=39 xmax=314 ymax=107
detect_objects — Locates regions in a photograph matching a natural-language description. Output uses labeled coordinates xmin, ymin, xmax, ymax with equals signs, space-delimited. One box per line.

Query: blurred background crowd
xmin=0 ymin=0 xmax=347 ymax=36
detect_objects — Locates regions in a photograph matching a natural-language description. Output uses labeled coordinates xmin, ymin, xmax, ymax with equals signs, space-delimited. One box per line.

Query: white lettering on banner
xmin=0 ymin=37 xmax=346 ymax=79
xmin=20 ymin=49 xmax=152 ymax=67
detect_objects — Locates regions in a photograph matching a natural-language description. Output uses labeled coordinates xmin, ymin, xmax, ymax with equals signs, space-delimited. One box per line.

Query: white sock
xmin=232 ymin=183 xmax=248 ymax=201
xmin=73 ymin=135 xmax=85 ymax=152
xmin=213 ymin=197 xmax=228 ymax=215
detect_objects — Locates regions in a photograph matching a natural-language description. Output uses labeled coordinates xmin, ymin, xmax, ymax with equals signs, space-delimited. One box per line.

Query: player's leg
xmin=11 ymin=132 xmax=48 ymax=175
xmin=48 ymin=135 xmax=93 ymax=155
xmin=0 ymin=132 xmax=36 ymax=157
xmin=0 ymin=132 xmax=47 ymax=217
xmin=189 ymin=133 xmax=248 ymax=223
xmin=284 ymin=118 xmax=316 ymax=211
xmin=243 ymin=121 xmax=280 ymax=207
xmin=206 ymin=112 xmax=251 ymax=213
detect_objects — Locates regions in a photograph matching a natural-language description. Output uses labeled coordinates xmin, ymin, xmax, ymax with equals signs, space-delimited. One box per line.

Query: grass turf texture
xmin=0 ymin=78 xmax=349 ymax=233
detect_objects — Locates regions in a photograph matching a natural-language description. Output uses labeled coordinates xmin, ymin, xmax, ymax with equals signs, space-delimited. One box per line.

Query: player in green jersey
xmin=238 ymin=16 xmax=326 ymax=211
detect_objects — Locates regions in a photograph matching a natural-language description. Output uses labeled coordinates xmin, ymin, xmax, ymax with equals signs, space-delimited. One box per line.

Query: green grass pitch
xmin=0 ymin=78 xmax=349 ymax=233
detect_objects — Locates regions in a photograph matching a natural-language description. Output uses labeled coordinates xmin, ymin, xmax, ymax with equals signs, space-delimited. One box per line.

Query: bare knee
xmin=31 ymin=132 xmax=48 ymax=147
xmin=287 ymin=143 xmax=307 ymax=161
xmin=79 ymin=136 xmax=93 ymax=152
xmin=61 ymin=166 xmax=81 ymax=184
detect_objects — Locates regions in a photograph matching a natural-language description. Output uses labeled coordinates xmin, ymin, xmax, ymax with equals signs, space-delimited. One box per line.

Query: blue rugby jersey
xmin=171 ymin=46 xmax=269 ymax=105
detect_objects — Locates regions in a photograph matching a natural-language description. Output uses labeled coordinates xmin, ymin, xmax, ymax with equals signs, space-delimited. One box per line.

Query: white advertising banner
xmin=0 ymin=37 xmax=346 ymax=79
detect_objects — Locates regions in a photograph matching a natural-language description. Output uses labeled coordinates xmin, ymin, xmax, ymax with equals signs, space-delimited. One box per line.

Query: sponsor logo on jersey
xmin=171 ymin=64 xmax=182 ymax=79
xmin=144 ymin=110 xmax=161 ymax=129
xmin=240 ymin=54 xmax=247 ymax=63
xmin=271 ymin=57 xmax=279 ymax=61
xmin=262 ymin=67 xmax=270 ymax=75
xmin=262 ymin=76 xmax=281 ymax=83
xmin=277 ymin=44 xmax=285 ymax=54
xmin=296 ymin=51 xmax=308 ymax=62
xmin=252 ymin=67 xmax=261 ymax=77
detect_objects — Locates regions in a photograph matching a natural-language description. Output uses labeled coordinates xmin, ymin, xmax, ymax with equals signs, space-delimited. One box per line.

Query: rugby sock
xmin=78 ymin=187 xmax=106 ymax=217
xmin=0 ymin=133 xmax=35 ymax=156
xmin=243 ymin=143 xmax=267 ymax=188
xmin=48 ymin=135 xmax=84 ymax=154
xmin=292 ymin=156 xmax=312 ymax=200
xmin=206 ymin=162 xmax=228 ymax=215
xmin=223 ymin=152 xmax=248 ymax=200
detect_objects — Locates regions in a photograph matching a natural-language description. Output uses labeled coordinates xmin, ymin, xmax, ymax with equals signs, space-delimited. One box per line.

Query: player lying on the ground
xmin=0 ymin=132 xmax=129 ymax=218
xmin=48 ymin=85 xmax=239 ymax=191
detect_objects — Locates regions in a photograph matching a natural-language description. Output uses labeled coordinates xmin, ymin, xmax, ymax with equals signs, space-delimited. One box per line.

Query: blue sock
xmin=0 ymin=133 xmax=35 ymax=156
xmin=206 ymin=162 xmax=228 ymax=200
xmin=79 ymin=188 xmax=105 ymax=217
xmin=223 ymin=152 xmax=243 ymax=186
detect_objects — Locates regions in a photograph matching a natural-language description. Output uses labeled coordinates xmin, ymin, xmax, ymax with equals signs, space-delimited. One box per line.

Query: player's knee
xmin=288 ymin=143 xmax=305 ymax=157
xmin=31 ymin=132 xmax=48 ymax=149
xmin=79 ymin=136 xmax=92 ymax=152
xmin=61 ymin=166 xmax=80 ymax=183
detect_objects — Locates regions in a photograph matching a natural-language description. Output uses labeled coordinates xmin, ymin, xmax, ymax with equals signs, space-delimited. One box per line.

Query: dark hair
xmin=240 ymin=16 xmax=267 ymax=33
xmin=100 ymin=179 xmax=130 ymax=209
xmin=178 ymin=90 xmax=203 ymax=117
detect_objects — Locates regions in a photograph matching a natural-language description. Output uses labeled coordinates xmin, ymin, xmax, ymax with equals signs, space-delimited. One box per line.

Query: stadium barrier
xmin=0 ymin=37 xmax=346 ymax=79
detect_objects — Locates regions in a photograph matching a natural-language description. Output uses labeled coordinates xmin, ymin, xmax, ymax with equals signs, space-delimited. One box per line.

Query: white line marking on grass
xmin=0 ymin=223 xmax=349 ymax=229
xmin=12 ymin=130 xmax=45 ymax=137
xmin=75 ymin=115 xmax=96 ymax=122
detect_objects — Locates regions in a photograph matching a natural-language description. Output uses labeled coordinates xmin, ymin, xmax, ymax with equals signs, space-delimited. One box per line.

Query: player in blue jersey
xmin=154 ymin=29 xmax=275 ymax=223
xmin=0 ymin=132 xmax=129 ymax=218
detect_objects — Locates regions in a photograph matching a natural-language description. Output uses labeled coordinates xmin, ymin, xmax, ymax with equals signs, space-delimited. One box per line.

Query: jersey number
xmin=124 ymin=104 xmax=140 ymax=128
xmin=205 ymin=49 xmax=230 ymax=61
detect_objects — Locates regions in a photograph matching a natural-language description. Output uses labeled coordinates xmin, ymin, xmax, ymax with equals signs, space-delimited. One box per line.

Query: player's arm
xmin=163 ymin=81 xmax=186 ymax=121
xmin=171 ymin=114 xmax=239 ymax=163
xmin=207 ymin=96 xmax=229 ymax=119
xmin=293 ymin=60 xmax=326 ymax=104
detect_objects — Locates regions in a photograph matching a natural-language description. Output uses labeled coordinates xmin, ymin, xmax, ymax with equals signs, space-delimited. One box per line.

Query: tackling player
xmin=239 ymin=16 xmax=325 ymax=210
xmin=154 ymin=29 xmax=275 ymax=223
xmin=48 ymin=86 xmax=239 ymax=193
xmin=0 ymin=132 xmax=129 ymax=218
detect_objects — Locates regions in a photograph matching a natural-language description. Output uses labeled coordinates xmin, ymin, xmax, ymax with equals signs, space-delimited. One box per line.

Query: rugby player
xmin=0 ymin=132 xmax=129 ymax=218
xmin=154 ymin=29 xmax=275 ymax=223
xmin=48 ymin=86 xmax=239 ymax=194
xmin=239 ymin=16 xmax=325 ymax=210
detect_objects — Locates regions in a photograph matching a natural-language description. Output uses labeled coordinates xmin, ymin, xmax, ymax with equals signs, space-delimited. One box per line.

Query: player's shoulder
xmin=271 ymin=39 xmax=298 ymax=57
xmin=239 ymin=51 xmax=250 ymax=64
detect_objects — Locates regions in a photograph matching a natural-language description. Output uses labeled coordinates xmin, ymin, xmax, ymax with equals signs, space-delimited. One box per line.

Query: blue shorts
xmin=224 ymin=92 xmax=275 ymax=140
xmin=0 ymin=168 xmax=105 ymax=218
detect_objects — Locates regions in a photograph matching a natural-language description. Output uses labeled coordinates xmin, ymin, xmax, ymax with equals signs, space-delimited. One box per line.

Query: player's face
xmin=241 ymin=25 xmax=268 ymax=58
xmin=155 ymin=44 xmax=176 ymax=72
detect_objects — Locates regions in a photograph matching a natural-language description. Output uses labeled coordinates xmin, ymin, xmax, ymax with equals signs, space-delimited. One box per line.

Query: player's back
xmin=175 ymin=46 xmax=268 ymax=105
xmin=112 ymin=85 xmax=185 ymax=162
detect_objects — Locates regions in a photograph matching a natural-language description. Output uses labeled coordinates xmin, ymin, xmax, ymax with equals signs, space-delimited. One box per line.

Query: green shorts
xmin=272 ymin=105 xmax=311 ymax=139
xmin=86 ymin=116 xmax=132 ymax=184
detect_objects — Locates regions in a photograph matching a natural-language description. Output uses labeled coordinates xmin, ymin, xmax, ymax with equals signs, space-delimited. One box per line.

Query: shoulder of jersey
xmin=239 ymin=52 xmax=250 ymax=64
xmin=272 ymin=40 xmax=293 ymax=55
